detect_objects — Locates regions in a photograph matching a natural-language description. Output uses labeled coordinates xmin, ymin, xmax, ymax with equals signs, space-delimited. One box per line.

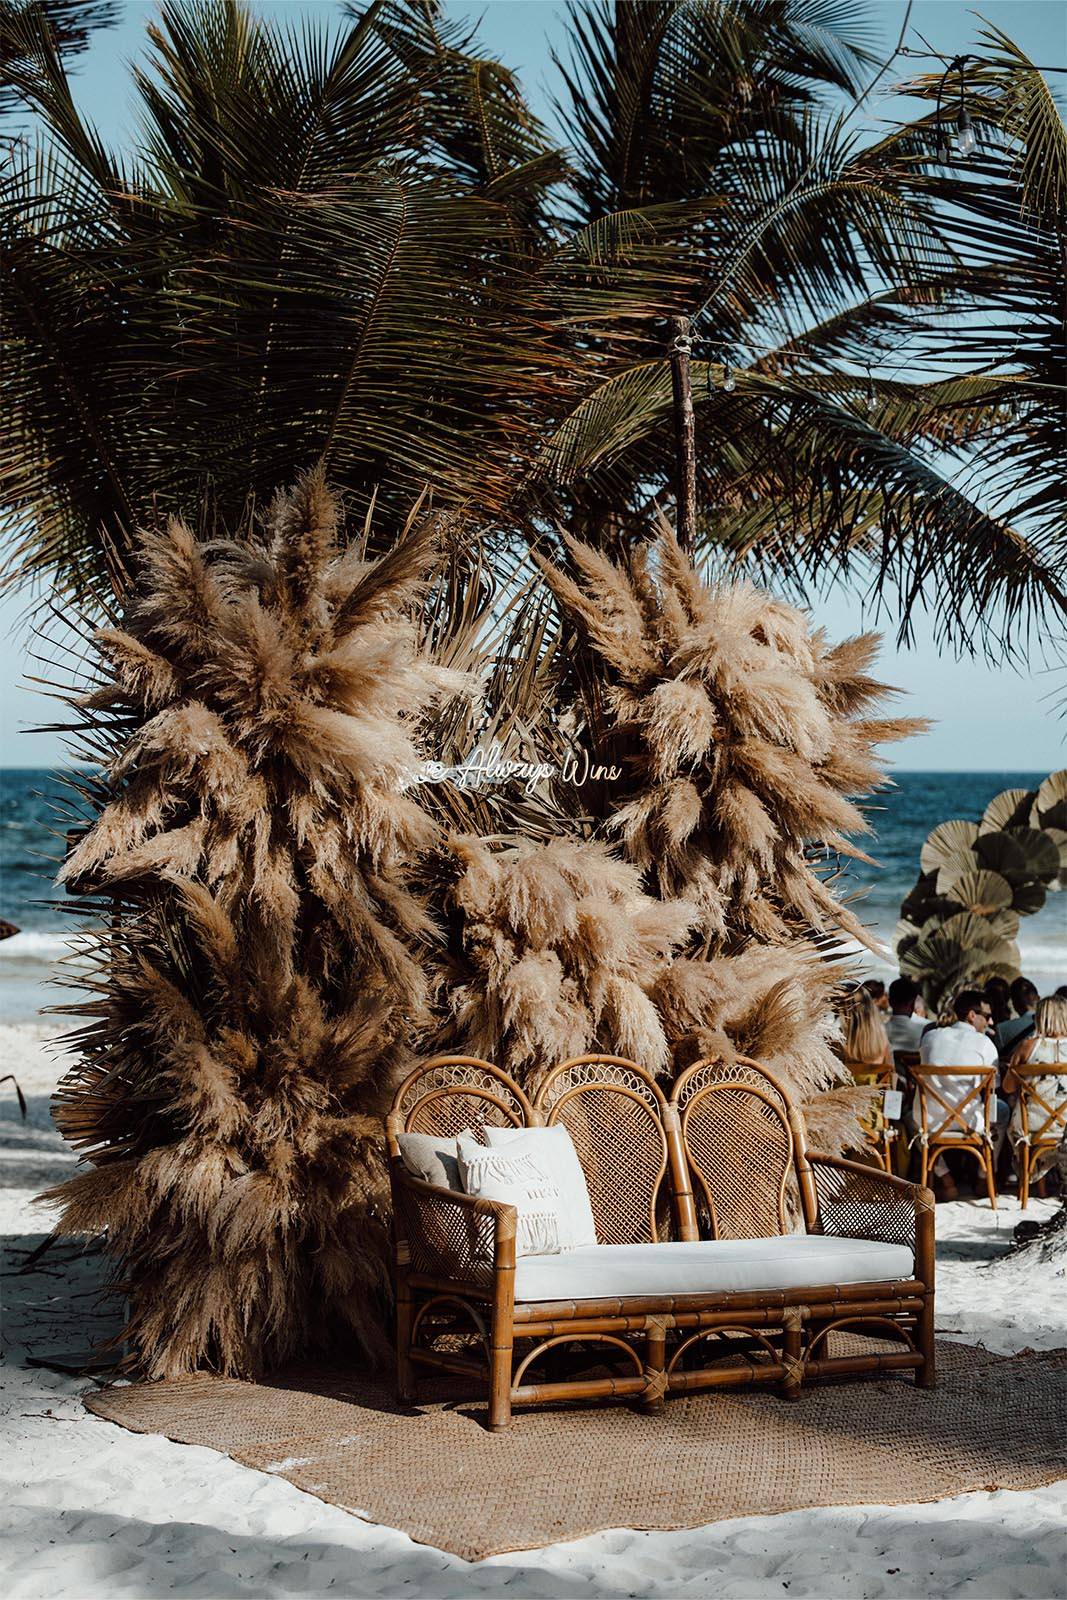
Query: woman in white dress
xmin=1003 ymin=995 xmax=1067 ymax=1200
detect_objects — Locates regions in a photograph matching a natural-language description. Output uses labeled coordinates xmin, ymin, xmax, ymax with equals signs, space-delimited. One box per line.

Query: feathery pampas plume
xmin=537 ymin=525 xmax=925 ymax=1118
xmin=49 ymin=470 xmax=465 ymax=1378
xmin=441 ymin=835 xmax=695 ymax=1086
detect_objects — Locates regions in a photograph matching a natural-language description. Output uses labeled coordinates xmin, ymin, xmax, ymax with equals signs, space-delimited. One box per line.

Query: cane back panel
xmin=671 ymin=1058 xmax=796 ymax=1239
xmin=533 ymin=1056 xmax=671 ymax=1244
xmin=392 ymin=1056 xmax=534 ymax=1138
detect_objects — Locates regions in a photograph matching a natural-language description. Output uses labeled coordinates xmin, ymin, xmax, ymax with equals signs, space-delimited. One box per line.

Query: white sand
xmin=2 ymin=1021 xmax=1064 ymax=1600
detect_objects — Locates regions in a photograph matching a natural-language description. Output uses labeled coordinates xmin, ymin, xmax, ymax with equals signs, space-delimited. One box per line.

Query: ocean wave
xmin=0 ymin=931 xmax=88 ymax=962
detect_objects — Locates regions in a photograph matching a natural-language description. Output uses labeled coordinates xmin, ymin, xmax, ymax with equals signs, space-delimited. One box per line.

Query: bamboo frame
xmin=388 ymin=1056 xmax=936 ymax=1427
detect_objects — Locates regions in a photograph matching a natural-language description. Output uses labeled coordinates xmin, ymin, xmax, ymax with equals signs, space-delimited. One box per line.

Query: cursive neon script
xmin=409 ymin=741 xmax=621 ymax=797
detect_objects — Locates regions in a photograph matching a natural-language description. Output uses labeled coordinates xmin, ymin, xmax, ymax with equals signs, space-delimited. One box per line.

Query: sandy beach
xmin=2 ymin=1022 xmax=1064 ymax=1600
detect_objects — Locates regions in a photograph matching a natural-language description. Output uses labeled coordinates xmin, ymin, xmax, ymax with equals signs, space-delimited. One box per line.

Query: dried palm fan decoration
xmin=895 ymin=770 xmax=1067 ymax=1009
xmin=48 ymin=470 xmax=465 ymax=1379
xmin=441 ymin=834 xmax=696 ymax=1084
xmin=535 ymin=527 xmax=924 ymax=1121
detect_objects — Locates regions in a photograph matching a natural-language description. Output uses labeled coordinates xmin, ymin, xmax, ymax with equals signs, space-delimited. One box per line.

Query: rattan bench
xmin=387 ymin=1054 xmax=935 ymax=1429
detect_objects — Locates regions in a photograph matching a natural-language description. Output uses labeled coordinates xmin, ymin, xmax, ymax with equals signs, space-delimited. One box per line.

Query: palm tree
xmin=3 ymin=0 xmax=1064 ymax=652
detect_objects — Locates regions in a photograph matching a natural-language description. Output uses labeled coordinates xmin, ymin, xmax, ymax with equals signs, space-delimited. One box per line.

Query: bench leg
xmin=782 ymin=1309 xmax=803 ymax=1401
xmin=642 ymin=1317 xmax=668 ymax=1413
xmin=488 ymin=1312 xmax=514 ymax=1432
xmin=917 ymin=1289 xmax=936 ymax=1389
xmin=396 ymin=1276 xmax=417 ymax=1404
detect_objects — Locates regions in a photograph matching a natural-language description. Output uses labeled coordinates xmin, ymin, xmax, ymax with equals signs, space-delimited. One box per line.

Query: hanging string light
xmin=935 ymin=55 xmax=977 ymax=162
xmin=865 ymin=366 xmax=876 ymax=414
xmin=722 ymin=356 xmax=736 ymax=393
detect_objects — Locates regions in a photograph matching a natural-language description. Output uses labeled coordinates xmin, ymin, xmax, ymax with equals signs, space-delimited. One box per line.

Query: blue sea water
xmin=1 ymin=767 xmax=1063 ymax=1024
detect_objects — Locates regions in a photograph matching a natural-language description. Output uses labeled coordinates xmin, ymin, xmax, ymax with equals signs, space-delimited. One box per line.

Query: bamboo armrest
xmin=806 ymin=1150 xmax=933 ymax=1259
xmin=391 ymin=1164 xmax=516 ymax=1288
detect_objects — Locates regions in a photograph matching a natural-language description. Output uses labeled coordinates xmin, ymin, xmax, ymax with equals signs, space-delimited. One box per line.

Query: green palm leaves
xmin=2 ymin=0 xmax=1065 ymax=655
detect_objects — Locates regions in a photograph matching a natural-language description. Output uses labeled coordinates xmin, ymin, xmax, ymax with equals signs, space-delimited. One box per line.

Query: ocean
xmin=1 ymin=767 xmax=1063 ymax=1026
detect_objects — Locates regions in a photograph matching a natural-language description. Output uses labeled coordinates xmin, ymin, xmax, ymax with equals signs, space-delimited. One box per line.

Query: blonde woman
xmin=1003 ymin=994 xmax=1067 ymax=1164
xmin=839 ymin=987 xmax=894 ymax=1069
xmin=837 ymin=987 xmax=896 ymax=1170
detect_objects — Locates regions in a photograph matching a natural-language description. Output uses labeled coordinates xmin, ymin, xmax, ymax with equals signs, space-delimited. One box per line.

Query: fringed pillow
xmin=484 ymin=1125 xmax=599 ymax=1249
xmin=457 ymin=1132 xmax=570 ymax=1257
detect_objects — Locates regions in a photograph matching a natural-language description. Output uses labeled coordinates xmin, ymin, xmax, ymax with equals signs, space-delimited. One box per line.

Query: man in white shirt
xmin=885 ymin=977 xmax=927 ymax=1054
xmin=918 ymin=989 xmax=1000 ymax=1134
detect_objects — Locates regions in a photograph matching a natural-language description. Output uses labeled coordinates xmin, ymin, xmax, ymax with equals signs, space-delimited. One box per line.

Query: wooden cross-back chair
xmin=906 ymin=1064 xmax=998 ymax=1208
xmin=1008 ymin=1065 xmax=1067 ymax=1209
xmin=842 ymin=1060 xmax=900 ymax=1175
xmin=387 ymin=1053 xmax=934 ymax=1429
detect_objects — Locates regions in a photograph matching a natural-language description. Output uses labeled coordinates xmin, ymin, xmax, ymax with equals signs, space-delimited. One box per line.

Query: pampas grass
xmin=442 ymin=835 xmax=694 ymax=1084
xmin=49 ymin=471 xmax=463 ymax=1378
xmin=536 ymin=525 xmax=925 ymax=1111
xmin=47 ymin=472 xmax=918 ymax=1379
xmin=540 ymin=526 xmax=924 ymax=950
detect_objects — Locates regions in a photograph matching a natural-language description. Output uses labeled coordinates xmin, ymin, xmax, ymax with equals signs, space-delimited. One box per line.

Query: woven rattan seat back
xmin=389 ymin=1057 xmax=534 ymax=1144
xmin=670 ymin=1058 xmax=796 ymax=1239
xmin=533 ymin=1056 xmax=670 ymax=1244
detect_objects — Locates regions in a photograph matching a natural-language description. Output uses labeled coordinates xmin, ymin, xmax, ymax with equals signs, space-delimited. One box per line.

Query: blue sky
xmin=1 ymin=0 xmax=1065 ymax=770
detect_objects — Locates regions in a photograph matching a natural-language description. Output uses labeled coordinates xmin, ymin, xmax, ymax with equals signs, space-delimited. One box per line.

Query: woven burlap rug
xmin=85 ymin=1339 xmax=1067 ymax=1560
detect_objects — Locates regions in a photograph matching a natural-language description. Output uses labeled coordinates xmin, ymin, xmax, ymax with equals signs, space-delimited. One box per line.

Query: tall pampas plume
xmin=48 ymin=470 xmax=465 ymax=1379
xmin=538 ymin=526 xmax=925 ymax=950
xmin=538 ymin=526 xmax=925 ymax=1115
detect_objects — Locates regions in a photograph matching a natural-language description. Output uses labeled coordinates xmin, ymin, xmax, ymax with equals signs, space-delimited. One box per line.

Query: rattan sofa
xmin=387 ymin=1053 xmax=935 ymax=1429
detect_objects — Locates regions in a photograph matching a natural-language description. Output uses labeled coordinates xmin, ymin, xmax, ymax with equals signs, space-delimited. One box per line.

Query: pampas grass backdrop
xmin=49 ymin=473 xmax=920 ymax=1378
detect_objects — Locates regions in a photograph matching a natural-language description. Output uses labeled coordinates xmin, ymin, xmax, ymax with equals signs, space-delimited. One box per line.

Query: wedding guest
xmin=1003 ymin=994 xmax=1067 ymax=1154
xmin=863 ymin=978 xmax=889 ymax=1013
xmin=986 ymin=976 xmax=1012 ymax=1029
xmin=885 ymin=977 xmax=926 ymax=1054
xmin=840 ymin=987 xmax=893 ymax=1068
xmin=913 ymin=989 xmax=1008 ymax=1196
xmin=996 ymin=977 xmax=1039 ymax=1057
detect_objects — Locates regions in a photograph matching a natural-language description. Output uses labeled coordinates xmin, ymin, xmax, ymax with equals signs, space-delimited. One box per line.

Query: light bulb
xmin=956 ymin=107 xmax=976 ymax=158
xmin=722 ymin=363 xmax=736 ymax=393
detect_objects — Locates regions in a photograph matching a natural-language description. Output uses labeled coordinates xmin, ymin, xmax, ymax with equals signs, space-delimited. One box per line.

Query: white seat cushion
xmin=512 ymin=1235 xmax=914 ymax=1302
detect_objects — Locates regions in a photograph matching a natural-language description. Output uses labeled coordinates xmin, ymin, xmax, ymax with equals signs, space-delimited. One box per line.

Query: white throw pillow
xmin=484 ymin=1124 xmax=599 ymax=1250
xmin=457 ymin=1132 xmax=569 ymax=1257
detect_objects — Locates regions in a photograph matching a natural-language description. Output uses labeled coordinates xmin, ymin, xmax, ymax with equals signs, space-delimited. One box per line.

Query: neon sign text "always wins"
xmin=409 ymin=740 xmax=621 ymax=798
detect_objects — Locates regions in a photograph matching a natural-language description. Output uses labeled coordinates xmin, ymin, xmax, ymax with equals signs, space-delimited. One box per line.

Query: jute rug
xmin=85 ymin=1340 xmax=1067 ymax=1560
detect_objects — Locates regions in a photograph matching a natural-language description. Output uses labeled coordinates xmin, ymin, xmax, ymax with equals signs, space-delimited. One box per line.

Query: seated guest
xmin=986 ymin=975 xmax=1012 ymax=1029
xmin=917 ymin=988 xmax=1004 ymax=1135
xmin=837 ymin=987 xmax=895 ymax=1166
xmin=996 ymin=977 xmax=1039 ymax=1057
xmin=1003 ymin=994 xmax=1067 ymax=1147
xmin=863 ymin=978 xmax=889 ymax=1013
xmin=839 ymin=987 xmax=893 ymax=1068
xmin=885 ymin=977 xmax=927 ymax=1054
